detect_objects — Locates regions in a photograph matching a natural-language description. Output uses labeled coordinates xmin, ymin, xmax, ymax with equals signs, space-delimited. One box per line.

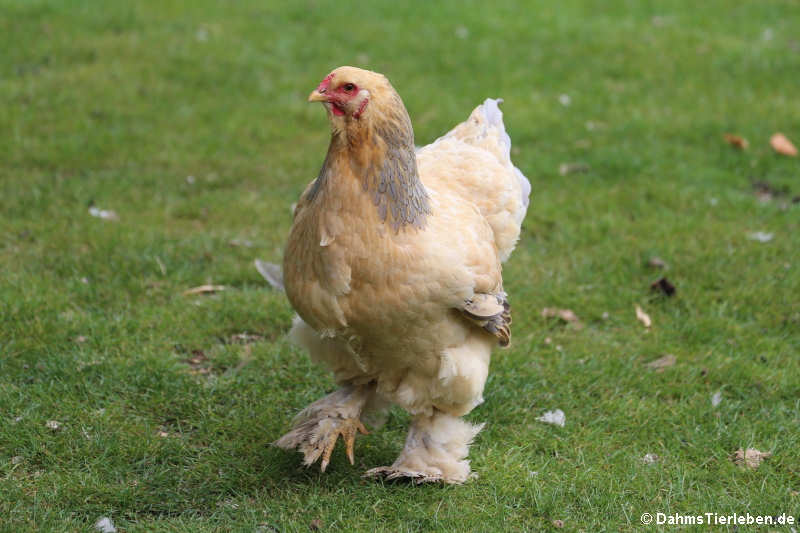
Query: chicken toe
xmin=364 ymin=410 xmax=483 ymax=485
xmin=363 ymin=465 xmax=443 ymax=484
xmin=274 ymin=386 xmax=371 ymax=471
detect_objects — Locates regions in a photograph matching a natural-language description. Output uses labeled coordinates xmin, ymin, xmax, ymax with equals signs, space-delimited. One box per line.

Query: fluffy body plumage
xmin=276 ymin=67 xmax=529 ymax=483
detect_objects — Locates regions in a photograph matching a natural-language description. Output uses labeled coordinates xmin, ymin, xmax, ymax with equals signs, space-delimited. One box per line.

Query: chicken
xmin=275 ymin=66 xmax=530 ymax=484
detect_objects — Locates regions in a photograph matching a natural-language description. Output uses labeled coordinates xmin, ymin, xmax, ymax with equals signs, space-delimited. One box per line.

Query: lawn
xmin=1 ymin=0 xmax=799 ymax=531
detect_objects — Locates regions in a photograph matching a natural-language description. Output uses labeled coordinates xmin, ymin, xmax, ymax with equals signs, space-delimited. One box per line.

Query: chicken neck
xmin=310 ymin=105 xmax=432 ymax=231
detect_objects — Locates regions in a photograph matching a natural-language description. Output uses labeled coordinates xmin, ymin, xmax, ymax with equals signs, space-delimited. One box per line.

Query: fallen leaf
xmin=650 ymin=277 xmax=676 ymax=296
xmin=157 ymin=430 xmax=169 ymax=438
xmin=732 ymin=448 xmax=771 ymax=469
xmin=558 ymin=162 xmax=590 ymax=176
xmin=552 ymin=519 xmax=564 ymax=528
xmin=183 ymin=284 xmax=226 ymax=296
xmin=254 ymin=259 xmax=284 ymax=290
xmin=11 ymin=456 xmax=23 ymax=465
xmin=541 ymin=307 xmax=581 ymax=326
xmin=723 ymin=133 xmax=749 ymax=150
xmin=309 ymin=518 xmax=323 ymax=531
xmin=183 ymin=349 xmax=212 ymax=375
xmin=74 ymin=335 xmax=88 ymax=343
xmin=647 ymin=256 xmax=667 ymax=269
xmin=646 ymin=354 xmax=676 ymax=370
xmin=747 ymin=231 xmax=774 ymax=243
xmin=752 ymin=180 xmax=791 ymax=203
xmin=46 ymin=420 xmax=61 ymax=431
xmin=770 ymin=133 xmax=798 ymax=157
xmin=186 ymin=350 xmax=207 ymax=364
xmin=88 ymin=206 xmax=119 ymax=221
xmin=711 ymin=391 xmax=722 ymax=407
xmin=94 ymin=517 xmax=117 ymax=533
xmin=642 ymin=453 xmax=659 ymax=464
xmin=536 ymin=409 xmax=565 ymax=427
xmin=229 ymin=332 xmax=264 ymax=344
xmin=635 ymin=305 xmax=652 ymax=328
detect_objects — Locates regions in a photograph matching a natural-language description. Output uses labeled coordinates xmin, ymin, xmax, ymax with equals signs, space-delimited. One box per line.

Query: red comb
xmin=317 ymin=73 xmax=334 ymax=93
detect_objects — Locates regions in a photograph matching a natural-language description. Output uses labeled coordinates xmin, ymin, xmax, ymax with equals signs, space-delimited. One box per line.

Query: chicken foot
xmin=364 ymin=410 xmax=484 ymax=484
xmin=274 ymin=385 xmax=371 ymax=472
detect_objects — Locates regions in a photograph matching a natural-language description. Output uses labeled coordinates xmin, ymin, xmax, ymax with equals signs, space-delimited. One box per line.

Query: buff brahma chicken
xmin=275 ymin=66 xmax=530 ymax=484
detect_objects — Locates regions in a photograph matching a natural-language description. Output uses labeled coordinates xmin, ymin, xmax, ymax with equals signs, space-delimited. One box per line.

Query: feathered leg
xmin=275 ymin=385 xmax=373 ymax=472
xmin=365 ymin=410 xmax=484 ymax=484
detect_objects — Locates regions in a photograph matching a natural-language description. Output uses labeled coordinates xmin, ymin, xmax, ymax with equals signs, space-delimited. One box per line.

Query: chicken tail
xmin=442 ymin=98 xmax=531 ymax=214
xmin=418 ymin=99 xmax=531 ymax=262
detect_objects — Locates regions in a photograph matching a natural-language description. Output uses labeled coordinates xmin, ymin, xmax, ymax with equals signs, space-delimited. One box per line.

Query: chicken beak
xmin=308 ymin=90 xmax=327 ymax=103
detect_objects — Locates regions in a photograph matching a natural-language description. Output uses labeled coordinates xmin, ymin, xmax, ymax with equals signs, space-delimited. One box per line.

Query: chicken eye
xmin=343 ymin=83 xmax=355 ymax=92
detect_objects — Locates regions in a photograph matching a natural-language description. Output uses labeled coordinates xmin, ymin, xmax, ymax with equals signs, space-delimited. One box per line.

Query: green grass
xmin=2 ymin=0 xmax=799 ymax=531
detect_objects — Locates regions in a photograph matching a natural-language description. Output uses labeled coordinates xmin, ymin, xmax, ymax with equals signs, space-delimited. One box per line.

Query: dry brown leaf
xmin=647 ymin=256 xmax=667 ymax=269
xmin=157 ymin=430 xmax=169 ymax=438
xmin=635 ymin=305 xmax=652 ymax=328
xmin=650 ymin=277 xmax=676 ymax=296
xmin=183 ymin=349 xmax=212 ymax=375
xmin=541 ymin=308 xmax=579 ymax=323
xmin=646 ymin=354 xmax=676 ymax=370
xmin=552 ymin=519 xmax=564 ymax=528
xmin=770 ymin=133 xmax=798 ymax=157
xmin=186 ymin=350 xmax=207 ymax=366
xmin=732 ymin=448 xmax=771 ymax=469
xmin=182 ymin=284 xmax=226 ymax=296
xmin=229 ymin=333 xmax=264 ymax=344
xmin=309 ymin=519 xmax=323 ymax=531
xmin=723 ymin=133 xmax=749 ymax=150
